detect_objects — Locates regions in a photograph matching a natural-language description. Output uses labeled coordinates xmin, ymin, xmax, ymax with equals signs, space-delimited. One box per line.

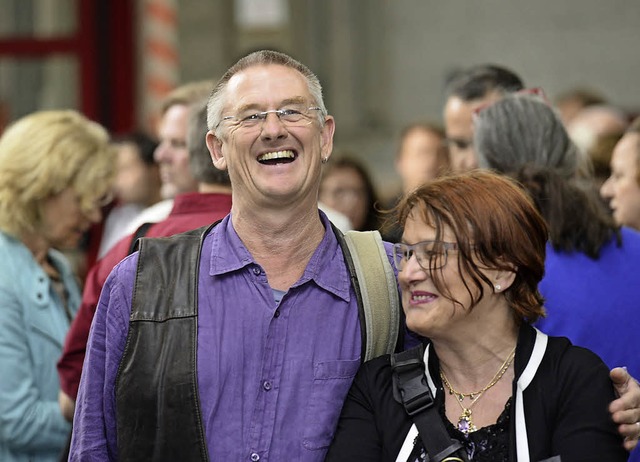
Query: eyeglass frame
xmin=215 ymin=106 xmax=322 ymax=130
xmin=393 ymin=240 xmax=460 ymax=272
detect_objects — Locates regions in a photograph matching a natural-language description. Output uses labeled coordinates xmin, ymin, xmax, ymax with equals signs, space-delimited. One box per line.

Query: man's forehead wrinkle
xmin=232 ymin=96 xmax=308 ymax=115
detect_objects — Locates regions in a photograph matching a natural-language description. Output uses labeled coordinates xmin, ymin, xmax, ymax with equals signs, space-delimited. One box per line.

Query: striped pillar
xmin=139 ymin=0 xmax=179 ymax=133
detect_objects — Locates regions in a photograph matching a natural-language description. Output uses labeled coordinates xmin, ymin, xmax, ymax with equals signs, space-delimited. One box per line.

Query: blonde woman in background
xmin=0 ymin=110 xmax=114 ymax=462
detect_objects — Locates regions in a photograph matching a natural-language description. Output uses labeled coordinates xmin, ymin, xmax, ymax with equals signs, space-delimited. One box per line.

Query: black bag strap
xmin=391 ymin=346 xmax=467 ymax=462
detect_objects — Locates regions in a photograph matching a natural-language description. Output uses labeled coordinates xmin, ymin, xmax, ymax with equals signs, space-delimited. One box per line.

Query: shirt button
xmin=37 ymin=293 xmax=43 ymax=299
xmin=262 ymin=380 xmax=272 ymax=391
xmin=274 ymin=309 xmax=280 ymax=318
xmin=250 ymin=453 xmax=260 ymax=461
xmin=252 ymin=267 xmax=261 ymax=276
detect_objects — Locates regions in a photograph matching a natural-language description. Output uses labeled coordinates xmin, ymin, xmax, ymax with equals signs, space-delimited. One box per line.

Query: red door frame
xmin=0 ymin=1 xmax=135 ymax=133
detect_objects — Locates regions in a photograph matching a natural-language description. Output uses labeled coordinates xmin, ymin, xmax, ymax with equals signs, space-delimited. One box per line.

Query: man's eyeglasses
xmin=393 ymin=240 xmax=459 ymax=272
xmin=217 ymin=107 xmax=322 ymax=130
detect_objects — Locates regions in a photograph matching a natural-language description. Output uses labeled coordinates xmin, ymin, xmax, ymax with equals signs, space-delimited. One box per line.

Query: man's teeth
xmin=257 ymin=150 xmax=295 ymax=162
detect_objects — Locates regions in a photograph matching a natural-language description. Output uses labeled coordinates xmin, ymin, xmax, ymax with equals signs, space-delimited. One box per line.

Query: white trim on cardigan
xmin=515 ymin=328 xmax=549 ymax=462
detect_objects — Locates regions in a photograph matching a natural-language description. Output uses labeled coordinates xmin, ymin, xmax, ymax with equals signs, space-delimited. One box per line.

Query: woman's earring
xmin=321 ymin=157 xmax=328 ymax=164
xmin=495 ymin=284 xmax=501 ymax=291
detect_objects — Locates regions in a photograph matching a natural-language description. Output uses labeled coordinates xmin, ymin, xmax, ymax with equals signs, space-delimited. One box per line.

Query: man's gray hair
xmin=207 ymin=50 xmax=327 ymax=136
xmin=473 ymin=94 xmax=591 ymax=181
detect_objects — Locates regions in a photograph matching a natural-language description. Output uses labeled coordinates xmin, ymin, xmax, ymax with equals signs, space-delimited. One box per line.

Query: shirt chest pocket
xmin=302 ymin=358 xmax=360 ymax=451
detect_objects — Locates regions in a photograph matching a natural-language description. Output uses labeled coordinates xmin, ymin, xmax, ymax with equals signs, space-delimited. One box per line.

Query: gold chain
xmin=440 ymin=346 xmax=516 ymax=434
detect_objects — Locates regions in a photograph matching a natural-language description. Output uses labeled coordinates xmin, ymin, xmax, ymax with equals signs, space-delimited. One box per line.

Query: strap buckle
xmin=397 ymin=372 xmax=434 ymax=416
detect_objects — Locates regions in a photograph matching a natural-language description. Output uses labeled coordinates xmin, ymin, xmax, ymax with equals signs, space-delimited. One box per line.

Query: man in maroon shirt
xmin=57 ymin=98 xmax=232 ymax=417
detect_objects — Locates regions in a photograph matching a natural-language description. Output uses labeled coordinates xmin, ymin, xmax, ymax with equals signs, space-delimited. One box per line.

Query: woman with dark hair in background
xmin=473 ymin=93 xmax=640 ymax=442
xmin=97 ymin=132 xmax=161 ymax=258
xmin=320 ymin=155 xmax=382 ymax=231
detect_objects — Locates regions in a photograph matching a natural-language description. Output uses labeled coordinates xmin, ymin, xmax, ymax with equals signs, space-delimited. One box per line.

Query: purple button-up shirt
xmin=70 ymin=212 xmax=397 ymax=461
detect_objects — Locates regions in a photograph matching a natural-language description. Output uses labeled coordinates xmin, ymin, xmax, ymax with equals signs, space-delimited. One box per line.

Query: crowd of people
xmin=0 ymin=50 xmax=639 ymax=462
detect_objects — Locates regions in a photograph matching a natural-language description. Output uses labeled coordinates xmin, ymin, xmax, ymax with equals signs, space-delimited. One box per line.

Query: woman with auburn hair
xmin=326 ymin=171 xmax=626 ymax=461
xmin=0 ymin=110 xmax=114 ymax=462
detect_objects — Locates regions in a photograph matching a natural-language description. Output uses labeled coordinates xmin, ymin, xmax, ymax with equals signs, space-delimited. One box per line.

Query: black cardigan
xmin=326 ymin=324 xmax=627 ymax=462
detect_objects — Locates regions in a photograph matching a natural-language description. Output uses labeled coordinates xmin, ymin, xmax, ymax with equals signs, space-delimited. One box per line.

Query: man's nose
xmin=260 ymin=113 xmax=288 ymax=139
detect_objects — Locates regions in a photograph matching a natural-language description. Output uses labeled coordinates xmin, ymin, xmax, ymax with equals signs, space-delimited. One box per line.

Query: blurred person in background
xmin=588 ymin=131 xmax=625 ymax=189
xmin=382 ymin=122 xmax=448 ymax=242
xmin=123 ymin=81 xmax=212 ymax=234
xmin=320 ymin=155 xmax=381 ymax=231
xmin=555 ymin=86 xmax=607 ymax=126
xmin=97 ymin=132 xmax=161 ymax=258
xmin=473 ymin=94 xmax=640 ymax=458
xmin=0 ymin=110 xmax=114 ymax=462
xmin=567 ymin=104 xmax=629 ymax=187
xmin=395 ymin=122 xmax=449 ymax=194
xmin=443 ymin=64 xmax=524 ymax=173
xmin=601 ymin=117 xmax=640 ymax=231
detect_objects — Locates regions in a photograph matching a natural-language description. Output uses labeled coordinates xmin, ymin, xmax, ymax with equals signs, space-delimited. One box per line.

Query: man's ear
xmin=206 ymin=130 xmax=227 ymax=171
xmin=320 ymin=116 xmax=336 ymax=163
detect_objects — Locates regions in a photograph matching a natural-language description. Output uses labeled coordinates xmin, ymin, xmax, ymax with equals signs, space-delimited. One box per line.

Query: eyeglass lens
xmin=393 ymin=241 xmax=450 ymax=271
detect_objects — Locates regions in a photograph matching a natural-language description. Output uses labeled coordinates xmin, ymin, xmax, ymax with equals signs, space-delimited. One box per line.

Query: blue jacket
xmin=537 ymin=226 xmax=640 ymax=380
xmin=0 ymin=231 xmax=79 ymax=462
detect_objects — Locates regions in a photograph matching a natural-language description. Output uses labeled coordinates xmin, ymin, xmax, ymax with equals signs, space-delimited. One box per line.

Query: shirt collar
xmin=208 ymin=211 xmax=351 ymax=302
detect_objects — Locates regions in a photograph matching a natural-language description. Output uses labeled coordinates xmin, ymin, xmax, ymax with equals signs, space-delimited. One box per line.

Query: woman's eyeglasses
xmin=393 ymin=240 xmax=459 ymax=272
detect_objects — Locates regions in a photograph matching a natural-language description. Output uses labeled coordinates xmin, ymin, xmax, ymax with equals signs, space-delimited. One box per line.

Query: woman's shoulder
xmin=533 ymin=332 xmax=613 ymax=396
xmin=0 ymin=232 xmax=33 ymax=281
xmin=544 ymin=333 xmax=609 ymax=369
xmin=356 ymin=345 xmax=429 ymax=399
xmin=518 ymin=327 xmax=611 ymax=389
xmin=619 ymin=226 xmax=640 ymax=249
xmin=359 ymin=353 xmax=394 ymax=381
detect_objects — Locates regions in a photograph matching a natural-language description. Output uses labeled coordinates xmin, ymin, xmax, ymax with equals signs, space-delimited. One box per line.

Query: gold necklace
xmin=440 ymin=346 xmax=516 ymax=435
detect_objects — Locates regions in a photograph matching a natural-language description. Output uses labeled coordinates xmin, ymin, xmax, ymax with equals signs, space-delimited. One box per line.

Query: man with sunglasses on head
xmin=70 ymin=52 xmax=640 ymax=462
xmin=443 ymin=64 xmax=524 ymax=173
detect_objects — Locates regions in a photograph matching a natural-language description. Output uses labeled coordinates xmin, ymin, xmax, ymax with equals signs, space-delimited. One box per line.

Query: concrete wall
xmin=176 ymin=0 xmax=640 ymax=199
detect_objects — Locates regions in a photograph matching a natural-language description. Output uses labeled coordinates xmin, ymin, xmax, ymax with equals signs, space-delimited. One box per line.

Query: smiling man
xmin=69 ymin=50 xmax=389 ymax=462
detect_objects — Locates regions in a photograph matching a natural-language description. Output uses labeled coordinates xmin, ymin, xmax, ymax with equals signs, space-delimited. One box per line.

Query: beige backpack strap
xmin=343 ymin=230 xmax=400 ymax=361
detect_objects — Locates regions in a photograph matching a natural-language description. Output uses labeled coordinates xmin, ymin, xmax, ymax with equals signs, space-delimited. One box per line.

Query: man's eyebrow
xmin=233 ymin=103 xmax=261 ymax=114
xmin=234 ymin=96 xmax=308 ymax=114
xmin=280 ymin=96 xmax=307 ymax=106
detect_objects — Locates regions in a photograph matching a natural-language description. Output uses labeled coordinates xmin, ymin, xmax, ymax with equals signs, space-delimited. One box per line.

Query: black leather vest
xmin=115 ymin=225 xmax=213 ymax=462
